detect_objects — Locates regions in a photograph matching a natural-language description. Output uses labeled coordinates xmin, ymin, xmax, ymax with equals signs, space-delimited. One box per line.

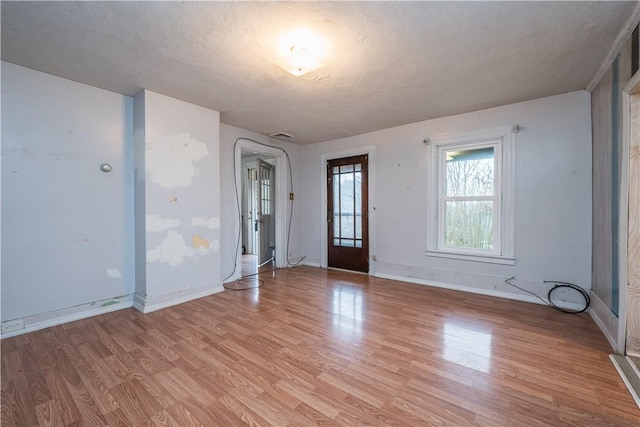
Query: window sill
xmin=425 ymin=250 xmax=515 ymax=265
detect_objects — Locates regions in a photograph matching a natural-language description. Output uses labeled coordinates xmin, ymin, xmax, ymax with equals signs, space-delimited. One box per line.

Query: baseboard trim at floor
xmin=588 ymin=291 xmax=621 ymax=352
xmin=1 ymin=295 xmax=134 ymax=339
xmin=133 ymin=285 xmax=225 ymax=314
xmin=610 ymin=354 xmax=640 ymax=409
xmin=374 ymin=272 xmax=585 ymax=312
xmin=301 ymin=260 xmax=321 ymax=268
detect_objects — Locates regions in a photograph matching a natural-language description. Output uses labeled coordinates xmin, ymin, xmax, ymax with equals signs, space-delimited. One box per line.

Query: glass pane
xmin=340 ymin=239 xmax=355 ymax=247
xmin=340 ymin=174 xmax=354 ymax=214
xmin=333 ymin=238 xmax=340 ymax=246
xmin=340 ymin=165 xmax=354 ymax=173
xmin=331 ymin=159 xmax=365 ymax=247
xmin=445 ymin=147 xmax=494 ymax=197
xmin=355 ymin=171 xmax=362 ymax=239
xmin=354 ymin=172 xmax=361 ymax=214
xmin=445 ymin=201 xmax=494 ymax=250
xmin=341 ymin=214 xmax=354 ymax=239
xmin=333 ymin=178 xmax=340 ymax=237
xmin=355 ymin=240 xmax=362 ymax=248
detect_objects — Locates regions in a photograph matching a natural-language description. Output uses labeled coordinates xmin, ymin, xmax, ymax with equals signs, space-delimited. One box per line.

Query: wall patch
xmin=146 ymin=133 xmax=209 ymax=189
xmin=190 ymin=216 xmax=220 ymax=229
xmin=106 ymin=268 xmax=122 ymax=279
xmin=146 ymin=214 xmax=181 ymax=232
xmin=146 ymin=231 xmax=208 ymax=266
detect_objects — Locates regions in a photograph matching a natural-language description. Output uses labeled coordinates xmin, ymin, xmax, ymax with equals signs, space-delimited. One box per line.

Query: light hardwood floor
xmin=2 ymin=266 xmax=639 ymax=426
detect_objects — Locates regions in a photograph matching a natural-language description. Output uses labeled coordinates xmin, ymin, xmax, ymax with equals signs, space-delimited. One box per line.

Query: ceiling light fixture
xmin=275 ymin=28 xmax=327 ymax=77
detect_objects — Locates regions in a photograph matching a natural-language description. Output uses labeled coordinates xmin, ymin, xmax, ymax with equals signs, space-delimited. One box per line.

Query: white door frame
xmin=234 ymin=140 xmax=286 ymax=280
xmin=620 ymin=70 xmax=640 ymax=354
xmin=320 ymin=146 xmax=376 ymax=274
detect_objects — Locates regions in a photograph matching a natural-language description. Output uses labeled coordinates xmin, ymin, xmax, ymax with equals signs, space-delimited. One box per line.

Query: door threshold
xmin=610 ymin=354 xmax=640 ymax=409
xmin=258 ymin=257 xmax=274 ymax=267
xmin=326 ymin=267 xmax=370 ymax=276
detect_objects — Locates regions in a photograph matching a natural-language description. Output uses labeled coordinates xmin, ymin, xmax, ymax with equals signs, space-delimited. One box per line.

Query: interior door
xmin=257 ymin=159 xmax=274 ymax=265
xmin=327 ymin=155 xmax=369 ymax=272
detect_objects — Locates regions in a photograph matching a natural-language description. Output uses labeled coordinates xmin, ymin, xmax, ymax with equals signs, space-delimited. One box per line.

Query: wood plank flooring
xmin=2 ymin=266 xmax=639 ymax=426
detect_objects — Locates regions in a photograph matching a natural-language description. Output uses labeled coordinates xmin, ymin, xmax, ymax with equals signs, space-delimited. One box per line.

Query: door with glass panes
xmin=257 ymin=159 xmax=274 ymax=265
xmin=327 ymin=155 xmax=369 ymax=272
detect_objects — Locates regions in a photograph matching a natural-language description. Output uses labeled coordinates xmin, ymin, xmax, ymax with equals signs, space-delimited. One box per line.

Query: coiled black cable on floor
xmin=505 ymin=277 xmax=590 ymax=314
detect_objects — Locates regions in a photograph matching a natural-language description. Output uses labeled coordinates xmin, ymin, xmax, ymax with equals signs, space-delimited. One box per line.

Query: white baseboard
xmin=133 ymin=284 xmax=225 ymax=314
xmin=301 ymin=260 xmax=322 ymax=268
xmin=588 ymin=291 xmax=620 ymax=352
xmin=1 ymin=295 xmax=134 ymax=339
xmin=373 ymin=272 xmax=585 ymax=311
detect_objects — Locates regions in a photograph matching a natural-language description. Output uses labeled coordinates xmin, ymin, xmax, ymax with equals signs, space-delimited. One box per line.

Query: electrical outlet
xmin=2 ymin=319 xmax=24 ymax=334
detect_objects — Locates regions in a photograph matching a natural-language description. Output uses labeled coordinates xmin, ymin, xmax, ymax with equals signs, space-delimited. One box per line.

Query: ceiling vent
xmin=266 ymin=131 xmax=294 ymax=139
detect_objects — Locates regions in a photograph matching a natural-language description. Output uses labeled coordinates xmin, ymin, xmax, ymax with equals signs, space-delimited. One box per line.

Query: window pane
xmin=341 ymin=214 xmax=354 ymax=239
xmin=445 ymin=201 xmax=494 ymax=250
xmin=341 ymin=239 xmax=355 ymax=247
xmin=354 ymin=172 xmax=361 ymax=214
xmin=355 ymin=171 xmax=362 ymax=239
xmin=340 ymin=165 xmax=354 ymax=173
xmin=446 ymin=147 xmax=494 ymax=197
xmin=340 ymin=174 xmax=354 ymax=214
xmin=355 ymin=240 xmax=362 ymax=248
xmin=333 ymin=174 xmax=340 ymax=237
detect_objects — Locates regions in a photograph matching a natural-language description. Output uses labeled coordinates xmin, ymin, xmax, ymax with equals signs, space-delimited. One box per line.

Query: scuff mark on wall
xmin=192 ymin=234 xmax=210 ymax=250
xmin=106 ymin=268 xmax=122 ymax=279
xmin=146 ymin=133 xmax=208 ymax=189
xmin=190 ymin=216 xmax=220 ymax=229
xmin=169 ymin=196 xmax=178 ymax=203
xmin=146 ymin=214 xmax=180 ymax=232
xmin=147 ymin=230 xmax=208 ymax=266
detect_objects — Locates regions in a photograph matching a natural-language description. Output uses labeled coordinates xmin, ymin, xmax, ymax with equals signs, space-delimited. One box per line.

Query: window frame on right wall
xmin=426 ymin=126 xmax=516 ymax=265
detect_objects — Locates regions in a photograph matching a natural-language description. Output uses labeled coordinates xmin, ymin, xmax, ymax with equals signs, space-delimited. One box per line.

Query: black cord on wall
xmin=222 ymin=137 xmax=305 ymax=284
xmin=504 ymin=276 xmax=590 ymax=314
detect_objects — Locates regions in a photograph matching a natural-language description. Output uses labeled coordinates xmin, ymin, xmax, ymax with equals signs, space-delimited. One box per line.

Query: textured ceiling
xmin=1 ymin=1 xmax=636 ymax=144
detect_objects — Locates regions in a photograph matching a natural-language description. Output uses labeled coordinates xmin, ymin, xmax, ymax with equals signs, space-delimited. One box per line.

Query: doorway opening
xmin=233 ymin=138 xmax=287 ymax=282
xmin=241 ymin=152 xmax=276 ymax=276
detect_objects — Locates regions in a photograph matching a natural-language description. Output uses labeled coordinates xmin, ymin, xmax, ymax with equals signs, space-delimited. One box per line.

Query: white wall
xmin=133 ymin=90 xmax=222 ymax=312
xmin=0 ymin=60 xmax=592 ymax=332
xmin=301 ymin=91 xmax=593 ymax=305
xmin=219 ymin=124 xmax=303 ymax=280
xmin=1 ymin=62 xmax=134 ymax=324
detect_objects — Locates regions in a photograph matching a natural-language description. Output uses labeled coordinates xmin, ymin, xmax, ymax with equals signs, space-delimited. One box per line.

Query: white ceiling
xmin=1 ymin=1 xmax=637 ymax=144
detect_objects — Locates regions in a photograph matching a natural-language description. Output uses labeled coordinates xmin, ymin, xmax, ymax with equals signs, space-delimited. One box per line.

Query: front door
xmin=257 ymin=159 xmax=274 ymax=265
xmin=327 ymin=155 xmax=369 ymax=272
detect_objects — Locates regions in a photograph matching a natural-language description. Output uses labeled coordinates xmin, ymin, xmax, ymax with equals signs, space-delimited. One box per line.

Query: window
xmin=331 ymin=162 xmax=363 ymax=248
xmin=426 ymin=127 xmax=515 ymax=264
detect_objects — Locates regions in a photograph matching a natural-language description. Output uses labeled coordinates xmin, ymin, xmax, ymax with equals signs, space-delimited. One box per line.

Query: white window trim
xmin=426 ymin=126 xmax=515 ymax=265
